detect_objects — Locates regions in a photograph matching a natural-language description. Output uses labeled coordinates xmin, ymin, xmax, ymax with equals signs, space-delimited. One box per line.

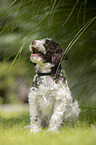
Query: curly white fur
xmin=28 ymin=76 xmax=80 ymax=132
xmin=28 ymin=38 xmax=80 ymax=133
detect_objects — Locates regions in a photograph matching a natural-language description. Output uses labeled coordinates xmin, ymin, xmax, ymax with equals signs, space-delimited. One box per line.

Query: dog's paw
xmin=30 ymin=126 xmax=42 ymax=133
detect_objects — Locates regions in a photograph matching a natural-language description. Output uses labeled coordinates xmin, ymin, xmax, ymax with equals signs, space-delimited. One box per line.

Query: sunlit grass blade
xmin=64 ymin=16 xmax=96 ymax=54
xmin=2 ymin=12 xmax=50 ymax=83
xmin=65 ymin=17 xmax=96 ymax=54
xmin=55 ymin=16 xmax=96 ymax=77
xmin=9 ymin=12 xmax=50 ymax=71
xmin=63 ymin=0 xmax=79 ymax=26
xmin=77 ymin=1 xmax=84 ymax=29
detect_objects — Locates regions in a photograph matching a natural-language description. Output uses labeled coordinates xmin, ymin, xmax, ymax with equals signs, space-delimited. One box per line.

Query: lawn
xmin=0 ymin=105 xmax=96 ymax=145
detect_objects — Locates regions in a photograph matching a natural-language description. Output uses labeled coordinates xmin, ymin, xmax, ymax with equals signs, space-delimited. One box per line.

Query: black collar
xmin=37 ymin=71 xmax=54 ymax=76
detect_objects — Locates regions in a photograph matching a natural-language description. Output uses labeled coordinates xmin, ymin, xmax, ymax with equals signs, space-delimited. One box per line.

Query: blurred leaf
xmin=0 ymin=0 xmax=96 ymax=105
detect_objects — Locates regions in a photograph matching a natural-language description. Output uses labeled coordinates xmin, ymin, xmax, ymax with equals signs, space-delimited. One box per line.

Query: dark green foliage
xmin=0 ymin=0 xmax=96 ymax=105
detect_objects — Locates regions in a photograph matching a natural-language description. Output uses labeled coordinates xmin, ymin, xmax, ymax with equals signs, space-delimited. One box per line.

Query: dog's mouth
xmin=30 ymin=46 xmax=44 ymax=57
xmin=29 ymin=40 xmax=46 ymax=58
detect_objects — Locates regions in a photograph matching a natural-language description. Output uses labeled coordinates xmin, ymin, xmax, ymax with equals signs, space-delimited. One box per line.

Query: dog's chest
xmin=37 ymin=90 xmax=55 ymax=117
xmin=35 ymin=76 xmax=57 ymax=116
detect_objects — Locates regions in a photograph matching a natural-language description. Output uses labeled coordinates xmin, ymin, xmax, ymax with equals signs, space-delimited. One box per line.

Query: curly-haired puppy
xmin=28 ymin=38 xmax=80 ymax=132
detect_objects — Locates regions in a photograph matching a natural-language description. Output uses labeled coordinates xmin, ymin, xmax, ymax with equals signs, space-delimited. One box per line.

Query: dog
xmin=28 ymin=38 xmax=80 ymax=132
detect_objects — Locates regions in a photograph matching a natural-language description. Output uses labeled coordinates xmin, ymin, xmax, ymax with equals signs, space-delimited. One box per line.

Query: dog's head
xmin=29 ymin=38 xmax=66 ymax=73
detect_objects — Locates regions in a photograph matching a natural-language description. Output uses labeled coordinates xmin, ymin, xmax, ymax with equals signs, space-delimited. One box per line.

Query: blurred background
xmin=0 ymin=0 xmax=96 ymax=107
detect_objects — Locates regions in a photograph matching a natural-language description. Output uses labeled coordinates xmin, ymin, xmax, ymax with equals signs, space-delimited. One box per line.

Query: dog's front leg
xmin=48 ymin=100 xmax=66 ymax=132
xmin=28 ymin=88 xmax=41 ymax=133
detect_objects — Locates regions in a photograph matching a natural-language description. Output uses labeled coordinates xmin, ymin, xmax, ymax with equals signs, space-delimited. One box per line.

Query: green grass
xmin=0 ymin=109 xmax=96 ymax=145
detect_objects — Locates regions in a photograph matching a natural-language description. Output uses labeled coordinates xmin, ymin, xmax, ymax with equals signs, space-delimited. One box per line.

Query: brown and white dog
xmin=28 ymin=38 xmax=80 ymax=132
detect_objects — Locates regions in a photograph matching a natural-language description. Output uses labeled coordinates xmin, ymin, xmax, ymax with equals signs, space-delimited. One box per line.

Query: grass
xmin=0 ymin=105 xmax=96 ymax=145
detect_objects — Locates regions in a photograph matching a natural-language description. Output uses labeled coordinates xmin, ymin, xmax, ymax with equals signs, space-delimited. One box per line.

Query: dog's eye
xmin=45 ymin=39 xmax=51 ymax=44
xmin=31 ymin=41 xmax=36 ymax=45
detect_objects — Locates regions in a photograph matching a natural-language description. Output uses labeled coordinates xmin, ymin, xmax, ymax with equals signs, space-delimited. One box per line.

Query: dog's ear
xmin=51 ymin=49 xmax=68 ymax=65
xmin=51 ymin=51 xmax=65 ymax=65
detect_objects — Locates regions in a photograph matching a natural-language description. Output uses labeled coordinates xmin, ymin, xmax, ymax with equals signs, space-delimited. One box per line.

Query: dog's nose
xmin=31 ymin=40 xmax=36 ymax=45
